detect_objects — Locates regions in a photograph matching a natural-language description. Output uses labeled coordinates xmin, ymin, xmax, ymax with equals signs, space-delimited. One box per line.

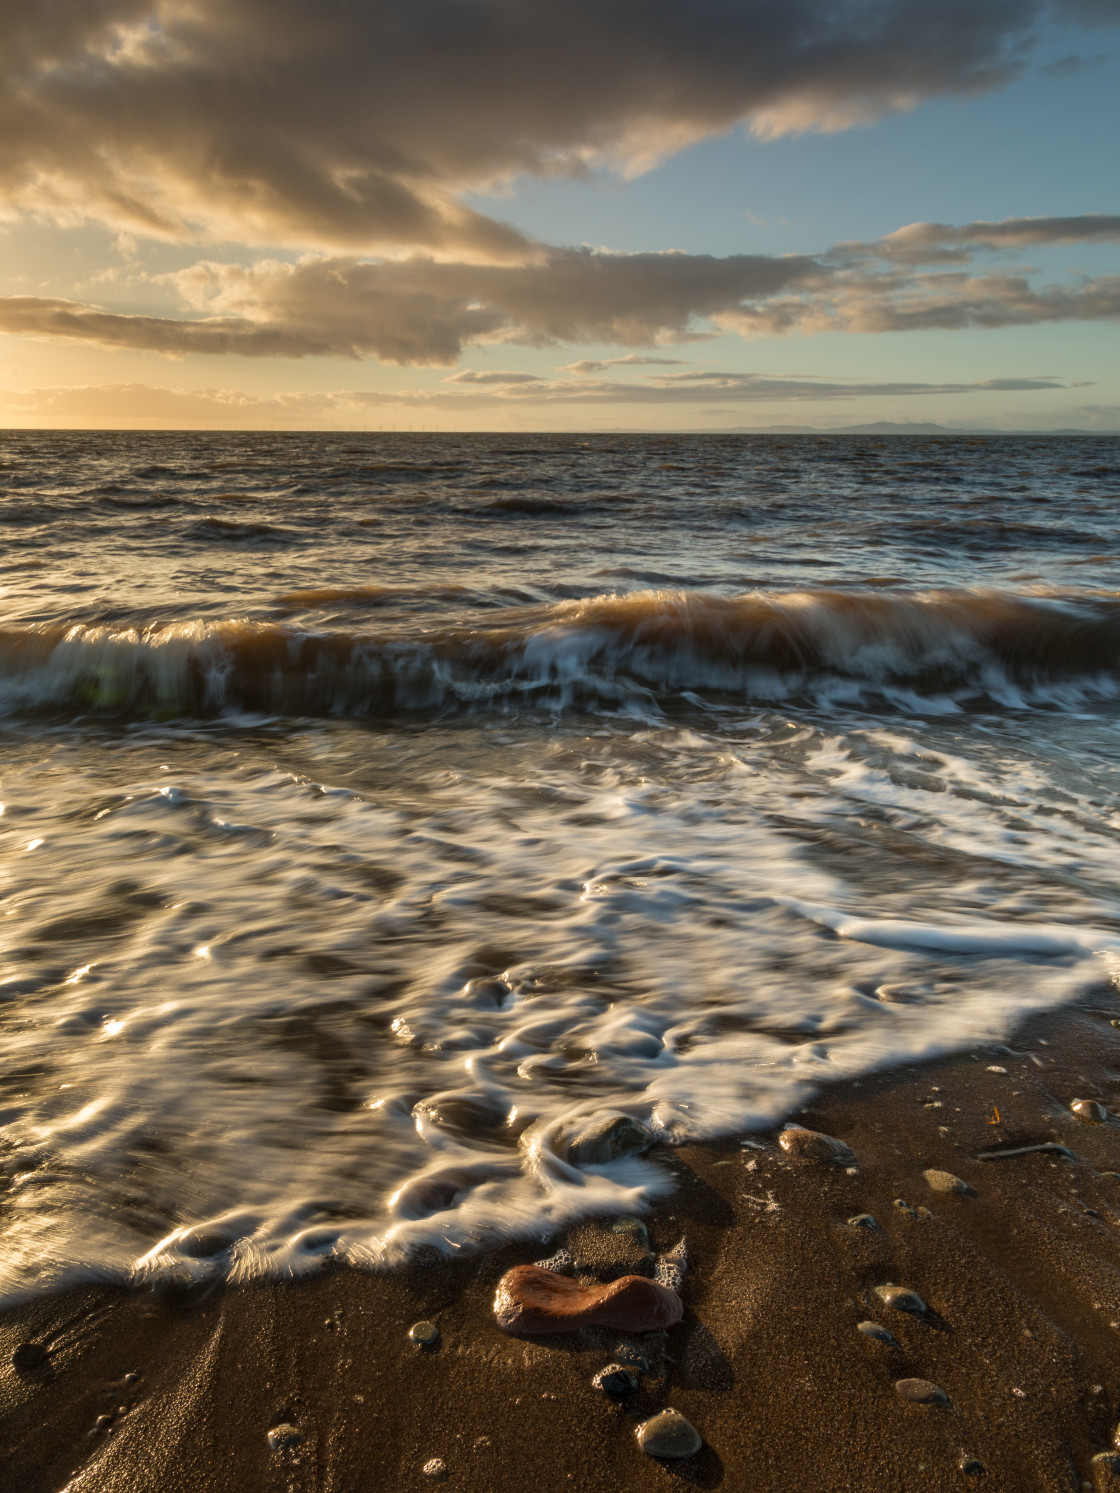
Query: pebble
xmin=494 ymin=1265 xmax=682 ymax=1336
xmin=422 ymin=1459 xmax=448 ymax=1480
xmin=1072 ymin=1099 xmax=1109 ymax=1125
xmin=561 ymin=1112 xmax=654 ymax=1166
xmin=894 ymin=1378 xmax=948 ymax=1406
xmin=267 ymin=1424 xmax=305 ymax=1452
xmin=857 ymin=1320 xmax=899 ymax=1347
xmin=635 ymin=1409 xmax=702 ymax=1459
xmin=848 ymin=1213 xmax=879 ymax=1230
xmin=94 ymin=1414 xmax=114 ymax=1432
xmin=593 ymin=1363 xmax=639 ymax=1395
xmin=960 ymin=1456 xmax=984 ymax=1476
xmin=409 ymin=1320 xmax=440 ymax=1348
xmin=778 ymin=1128 xmax=856 ymax=1165
xmin=124 ymin=1371 xmax=139 ymax=1384
xmin=12 ymin=1342 xmax=48 ymax=1370
xmin=923 ymin=1169 xmax=973 ymax=1194
xmin=874 ymin=1284 xmax=926 ymax=1313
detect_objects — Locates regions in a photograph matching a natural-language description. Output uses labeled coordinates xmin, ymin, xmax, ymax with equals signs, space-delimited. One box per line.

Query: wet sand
xmin=5 ymin=995 xmax=1120 ymax=1493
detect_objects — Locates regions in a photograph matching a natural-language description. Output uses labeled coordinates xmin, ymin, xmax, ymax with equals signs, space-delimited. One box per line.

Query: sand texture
xmin=6 ymin=999 xmax=1120 ymax=1492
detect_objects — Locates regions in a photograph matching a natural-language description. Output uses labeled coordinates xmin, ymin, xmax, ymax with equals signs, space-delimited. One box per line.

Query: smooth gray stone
xmin=636 ymin=1409 xmax=702 ymax=1459
xmin=874 ymin=1283 xmax=926 ymax=1313
xmin=409 ymin=1320 xmax=440 ymax=1347
xmin=857 ymin=1320 xmax=898 ymax=1347
xmin=895 ymin=1377 xmax=948 ymax=1405
xmin=267 ymin=1424 xmax=304 ymax=1452
xmin=1072 ymin=1098 xmax=1109 ymax=1124
xmin=778 ymin=1127 xmax=856 ymax=1165
xmin=563 ymin=1112 xmax=654 ymax=1165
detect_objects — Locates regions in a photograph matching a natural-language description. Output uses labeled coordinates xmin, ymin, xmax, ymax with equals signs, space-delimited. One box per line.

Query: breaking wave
xmin=1 ymin=587 xmax=1118 ymax=719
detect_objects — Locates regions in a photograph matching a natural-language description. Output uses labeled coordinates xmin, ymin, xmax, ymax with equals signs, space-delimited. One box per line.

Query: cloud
xmin=1 ymin=2 xmax=1116 ymax=254
xmin=1 ymin=214 xmax=1117 ymax=365
xmin=0 ymin=371 xmax=1071 ymax=432
xmin=561 ymin=355 xmax=690 ymax=374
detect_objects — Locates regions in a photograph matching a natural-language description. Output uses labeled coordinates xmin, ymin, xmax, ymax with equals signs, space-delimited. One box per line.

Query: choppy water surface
xmin=2 ymin=430 xmax=1120 ymax=1297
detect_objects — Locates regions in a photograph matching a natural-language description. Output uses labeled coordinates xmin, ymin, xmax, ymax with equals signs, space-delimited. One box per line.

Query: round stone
xmin=593 ymin=1363 xmax=638 ymax=1395
xmin=636 ymin=1409 xmax=702 ymax=1459
xmin=11 ymin=1342 xmax=48 ymax=1370
xmin=857 ymin=1320 xmax=898 ymax=1347
xmin=778 ymin=1128 xmax=856 ymax=1165
xmin=960 ymin=1456 xmax=984 ymax=1476
xmin=848 ymin=1213 xmax=879 ymax=1230
xmin=895 ymin=1378 xmax=949 ymax=1406
xmin=874 ymin=1284 xmax=926 ymax=1313
xmin=563 ymin=1112 xmax=654 ymax=1166
xmin=422 ymin=1458 xmax=448 ymax=1479
xmin=1071 ymin=1099 xmax=1109 ymax=1124
xmin=267 ymin=1423 xmax=305 ymax=1452
xmin=924 ymin=1169 xmax=973 ymax=1194
xmin=409 ymin=1320 xmax=440 ymax=1347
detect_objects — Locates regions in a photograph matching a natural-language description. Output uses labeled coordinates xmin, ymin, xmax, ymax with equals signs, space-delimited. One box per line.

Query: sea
xmin=2 ymin=429 xmax=1119 ymax=1299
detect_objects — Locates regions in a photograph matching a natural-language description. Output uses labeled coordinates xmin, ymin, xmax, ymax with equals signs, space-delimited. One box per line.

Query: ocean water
xmin=2 ymin=429 xmax=1120 ymax=1298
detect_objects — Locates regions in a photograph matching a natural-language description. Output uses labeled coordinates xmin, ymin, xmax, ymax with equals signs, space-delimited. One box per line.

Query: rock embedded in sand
xmin=560 ymin=1111 xmax=655 ymax=1166
xmin=266 ymin=1424 xmax=304 ymax=1452
xmin=409 ymin=1320 xmax=440 ymax=1348
xmin=874 ymin=1284 xmax=926 ymax=1313
xmin=894 ymin=1378 xmax=948 ymax=1406
xmin=923 ymin=1168 xmax=974 ymax=1194
xmin=12 ymin=1342 xmax=48 ymax=1370
xmin=857 ymin=1320 xmax=899 ymax=1347
xmin=422 ymin=1458 xmax=448 ymax=1480
xmin=636 ymin=1409 xmax=702 ymax=1459
xmin=848 ymin=1213 xmax=879 ymax=1230
xmin=778 ymin=1127 xmax=856 ymax=1165
xmin=593 ymin=1363 xmax=639 ymax=1395
xmin=493 ymin=1264 xmax=682 ymax=1336
xmin=960 ymin=1456 xmax=984 ymax=1476
xmin=1072 ymin=1099 xmax=1110 ymax=1124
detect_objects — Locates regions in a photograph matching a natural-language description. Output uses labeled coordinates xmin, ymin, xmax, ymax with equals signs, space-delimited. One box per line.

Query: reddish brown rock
xmin=493 ymin=1264 xmax=683 ymax=1337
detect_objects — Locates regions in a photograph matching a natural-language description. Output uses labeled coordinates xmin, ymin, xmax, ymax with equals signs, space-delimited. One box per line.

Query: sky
xmin=1 ymin=0 xmax=1118 ymax=432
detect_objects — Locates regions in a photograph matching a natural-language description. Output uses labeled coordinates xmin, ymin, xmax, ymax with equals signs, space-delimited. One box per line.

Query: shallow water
xmin=2 ymin=430 xmax=1119 ymax=1297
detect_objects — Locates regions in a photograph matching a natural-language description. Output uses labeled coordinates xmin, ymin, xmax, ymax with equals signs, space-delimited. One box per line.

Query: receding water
xmin=2 ymin=430 xmax=1119 ymax=1298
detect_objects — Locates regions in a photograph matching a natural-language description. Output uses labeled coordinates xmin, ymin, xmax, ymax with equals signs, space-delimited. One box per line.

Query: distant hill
xmin=715 ymin=421 xmax=1107 ymax=435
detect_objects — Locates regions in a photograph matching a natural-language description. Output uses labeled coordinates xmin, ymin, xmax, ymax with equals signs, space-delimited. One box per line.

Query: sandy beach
xmin=5 ymin=993 xmax=1120 ymax=1492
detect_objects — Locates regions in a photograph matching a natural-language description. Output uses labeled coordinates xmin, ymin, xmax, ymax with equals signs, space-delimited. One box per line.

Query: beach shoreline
xmin=5 ymin=992 xmax=1120 ymax=1492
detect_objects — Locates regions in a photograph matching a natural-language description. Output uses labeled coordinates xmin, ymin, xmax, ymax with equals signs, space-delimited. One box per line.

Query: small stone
xmin=409 ymin=1320 xmax=440 ymax=1348
xmin=593 ymin=1363 xmax=638 ymax=1395
xmin=94 ymin=1414 xmax=114 ymax=1432
xmin=12 ymin=1342 xmax=48 ymax=1370
xmin=895 ymin=1378 xmax=949 ymax=1406
xmin=848 ymin=1213 xmax=879 ymax=1230
xmin=494 ymin=1264 xmax=682 ymax=1337
xmin=778 ymin=1128 xmax=856 ymax=1166
xmin=561 ymin=1112 xmax=654 ymax=1166
xmin=123 ymin=1371 xmax=139 ymax=1384
xmin=1072 ymin=1099 xmax=1109 ymax=1125
xmin=924 ymin=1169 xmax=974 ymax=1195
xmin=893 ymin=1198 xmax=914 ymax=1212
xmin=267 ymin=1424 xmax=305 ymax=1453
xmin=636 ymin=1409 xmax=702 ymax=1459
xmin=874 ymin=1284 xmax=926 ymax=1313
xmin=959 ymin=1455 xmax=984 ymax=1476
xmin=422 ymin=1459 xmax=448 ymax=1480
xmin=857 ymin=1320 xmax=899 ymax=1347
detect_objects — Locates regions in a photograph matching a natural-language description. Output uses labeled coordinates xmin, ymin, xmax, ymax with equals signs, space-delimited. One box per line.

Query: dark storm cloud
xmin=1 ymin=1 xmax=1116 ymax=252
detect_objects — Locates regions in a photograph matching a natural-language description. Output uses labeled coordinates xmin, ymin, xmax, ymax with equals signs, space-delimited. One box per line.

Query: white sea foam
xmin=1 ymin=708 xmax=1118 ymax=1300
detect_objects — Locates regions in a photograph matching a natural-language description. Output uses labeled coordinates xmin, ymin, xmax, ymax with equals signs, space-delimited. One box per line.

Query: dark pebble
xmin=778 ymin=1128 xmax=856 ymax=1165
xmin=875 ymin=1284 xmax=926 ymax=1313
xmin=959 ymin=1456 xmax=984 ymax=1476
xmin=1072 ymin=1099 xmax=1109 ymax=1124
xmin=848 ymin=1213 xmax=879 ymax=1230
xmin=267 ymin=1424 xmax=305 ymax=1452
xmin=409 ymin=1320 xmax=440 ymax=1348
xmin=593 ymin=1363 xmax=639 ymax=1395
xmin=12 ymin=1342 xmax=48 ymax=1370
